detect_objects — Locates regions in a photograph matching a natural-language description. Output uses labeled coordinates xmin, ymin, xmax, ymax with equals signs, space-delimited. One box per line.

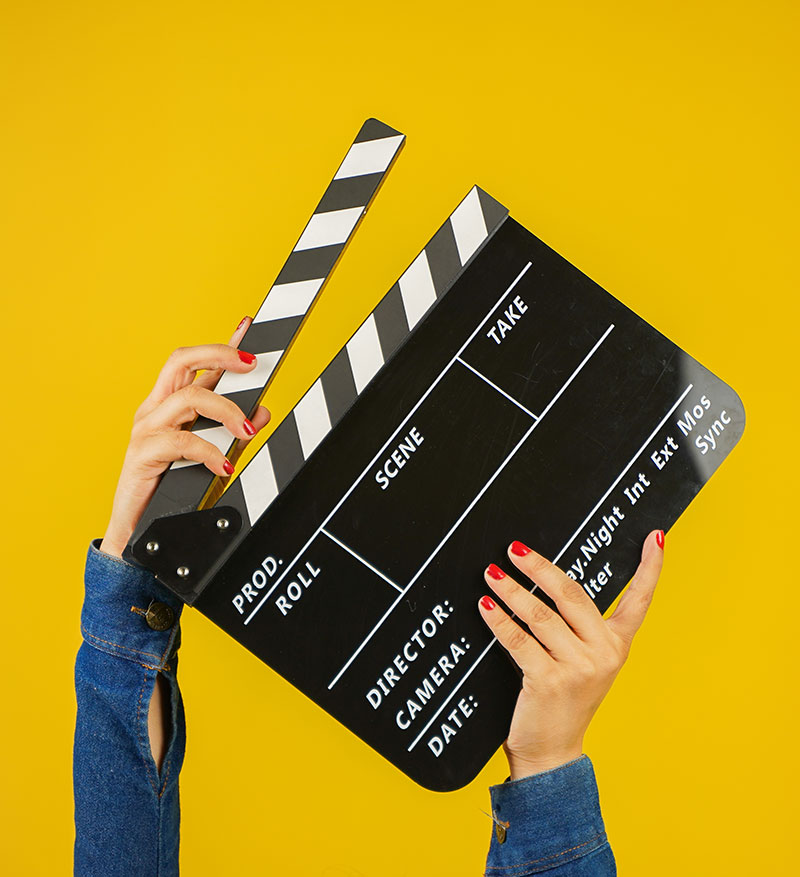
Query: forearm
xmin=73 ymin=540 xmax=185 ymax=877
xmin=484 ymin=756 xmax=615 ymax=876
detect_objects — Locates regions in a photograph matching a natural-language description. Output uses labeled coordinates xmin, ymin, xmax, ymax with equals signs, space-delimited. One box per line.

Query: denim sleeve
xmin=73 ymin=538 xmax=186 ymax=877
xmin=484 ymin=756 xmax=616 ymax=876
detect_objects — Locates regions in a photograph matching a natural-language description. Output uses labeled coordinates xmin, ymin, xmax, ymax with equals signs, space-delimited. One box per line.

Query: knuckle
xmin=180 ymin=383 xmax=204 ymax=404
xmin=168 ymin=346 xmax=188 ymax=362
xmin=501 ymin=620 xmax=530 ymax=653
xmin=525 ymin=551 xmax=553 ymax=577
xmin=560 ymin=578 xmax=588 ymax=604
xmin=574 ymin=656 xmax=599 ymax=681
xmin=171 ymin=429 xmax=193 ymax=452
xmin=526 ymin=598 xmax=553 ymax=626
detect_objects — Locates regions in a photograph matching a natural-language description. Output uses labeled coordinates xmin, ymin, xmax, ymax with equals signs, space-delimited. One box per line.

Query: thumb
xmin=606 ymin=529 xmax=665 ymax=645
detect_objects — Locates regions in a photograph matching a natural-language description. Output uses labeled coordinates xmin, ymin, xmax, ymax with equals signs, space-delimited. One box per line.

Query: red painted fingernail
xmin=223 ymin=460 xmax=235 ymax=475
xmin=487 ymin=563 xmax=505 ymax=580
xmin=510 ymin=541 xmax=531 ymax=556
xmin=480 ymin=595 xmax=496 ymax=610
xmin=656 ymin=530 xmax=665 ymax=549
xmin=238 ymin=350 xmax=256 ymax=364
xmin=243 ymin=418 xmax=256 ymax=436
xmin=236 ymin=316 xmax=248 ymax=330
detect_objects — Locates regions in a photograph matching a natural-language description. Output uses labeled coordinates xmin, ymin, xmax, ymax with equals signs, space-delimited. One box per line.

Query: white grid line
xmin=327 ymin=323 xmax=615 ymax=690
xmin=321 ymin=528 xmax=403 ymax=594
xmin=405 ymin=382 xmax=695 ymax=752
xmin=456 ymin=357 xmax=539 ymax=421
xmin=242 ymin=262 xmax=533 ymax=626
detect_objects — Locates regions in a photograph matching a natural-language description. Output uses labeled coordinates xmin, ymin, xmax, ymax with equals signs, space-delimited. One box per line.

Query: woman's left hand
xmin=478 ymin=530 xmax=664 ymax=780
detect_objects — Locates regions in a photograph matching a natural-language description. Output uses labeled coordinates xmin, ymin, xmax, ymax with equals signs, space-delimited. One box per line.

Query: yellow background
xmin=2 ymin=1 xmax=797 ymax=874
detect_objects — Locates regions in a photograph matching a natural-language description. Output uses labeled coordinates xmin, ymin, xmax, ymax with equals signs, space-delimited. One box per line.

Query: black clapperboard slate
xmin=130 ymin=126 xmax=744 ymax=791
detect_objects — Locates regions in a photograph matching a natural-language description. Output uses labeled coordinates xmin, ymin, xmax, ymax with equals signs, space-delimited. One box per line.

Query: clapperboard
xmin=126 ymin=118 xmax=745 ymax=791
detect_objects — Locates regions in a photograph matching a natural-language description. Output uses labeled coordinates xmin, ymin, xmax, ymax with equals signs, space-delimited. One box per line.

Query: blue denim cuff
xmin=80 ymin=538 xmax=183 ymax=670
xmin=485 ymin=755 xmax=611 ymax=875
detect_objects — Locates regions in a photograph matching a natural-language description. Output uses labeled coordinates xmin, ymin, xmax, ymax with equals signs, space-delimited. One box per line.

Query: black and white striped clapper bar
xmin=128 ymin=119 xmax=745 ymax=791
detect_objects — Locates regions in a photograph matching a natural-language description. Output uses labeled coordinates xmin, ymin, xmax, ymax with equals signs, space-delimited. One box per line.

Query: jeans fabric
xmin=73 ymin=539 xmax=614 ymax=876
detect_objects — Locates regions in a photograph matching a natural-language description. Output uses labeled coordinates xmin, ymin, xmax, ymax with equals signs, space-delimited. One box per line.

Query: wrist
xmin=504 ymin=743 xmax=584 ymax=781
xmin=99 ymin=536 xmax=126 ymax=558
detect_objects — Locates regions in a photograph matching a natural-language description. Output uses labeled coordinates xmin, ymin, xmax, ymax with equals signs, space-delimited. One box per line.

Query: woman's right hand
xmin=99 ymin=316 xmax=271 ymax=558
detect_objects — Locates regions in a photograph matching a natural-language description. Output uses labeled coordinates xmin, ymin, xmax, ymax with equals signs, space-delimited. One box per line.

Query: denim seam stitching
xmin=81 ymin=636 xmax=165 ymax=670
xmin=484 ymin=832 xmax=607 ymax=873
xmin=81 ymin=622 xmax=164 ymax=661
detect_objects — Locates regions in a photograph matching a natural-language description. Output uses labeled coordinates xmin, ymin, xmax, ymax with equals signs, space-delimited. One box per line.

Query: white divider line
xmin=405 ymin=381 xmax=695 ymax=753
xmin=456 ymin=357 xmax=539 ymax=421
xmin=242 ymin=261 xmax=533 ymax=626
xmin=321 ymin=528 xmax=403 ymax=594
xmin=327 ymin=322 xmax=615 ymax=690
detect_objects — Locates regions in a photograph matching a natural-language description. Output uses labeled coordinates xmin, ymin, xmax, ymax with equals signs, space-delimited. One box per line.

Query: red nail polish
xmin=480 ymin=595 xmax=496 ymax=610
xmin=236 ymin=316 xmax=248 ymax=330
xmin=238 ymin=350 xmax=256 ymax=364
xmin=487 ymin=563 xmax=505 ymax=580
xmin=223 ymin=460 xmax=235 ymax=475
xmin=243 ymin=418 xmax=256 ymax=436
xmin=510 ymin=541 xmax=531 ymax=556
xmin=656 ymin=530 xmax=665 ymax=549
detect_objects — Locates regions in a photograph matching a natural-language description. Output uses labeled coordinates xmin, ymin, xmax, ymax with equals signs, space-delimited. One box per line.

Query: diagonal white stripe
xmin=450 ymin=186 xmax=488 ymax=266
xmin=399 ymin=250 xmax=437 ymax=329
xmin=254 ymin=279 xmax=324 ymax=322
xmin=214 ymin=350 xmax=283 ymax=395
xmin=239 ymin=442 xmax=279 ymax=522
xmin=333 ymin=135 xmax=404 ymax=179
xmin=170 ymin=425 xmax=233 ymax=468
xmin=293 ymin=378 xmax=332 ymax=459
xmin=346 ymin=314 xmax=384 ymax=394
xmin=295 ymin=206 xmax=363 ymax=252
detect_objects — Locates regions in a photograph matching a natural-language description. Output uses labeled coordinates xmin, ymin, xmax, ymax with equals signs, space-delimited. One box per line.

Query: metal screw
xmin=176 ymin=566 xmax=190 ymax=579
xmin=146 ymin=541 xmax=159 ymax=554
xmin=216 ymin=518 xmax=229 ymax=531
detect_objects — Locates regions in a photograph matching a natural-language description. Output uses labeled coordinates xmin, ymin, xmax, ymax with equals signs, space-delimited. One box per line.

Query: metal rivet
xmin=176 ymin=566 xmax=190 ymax=578
xmin=146 ymin=541 xmax=159 ymax=554
xmin=216 ymin=518 xmax=229 ymax=531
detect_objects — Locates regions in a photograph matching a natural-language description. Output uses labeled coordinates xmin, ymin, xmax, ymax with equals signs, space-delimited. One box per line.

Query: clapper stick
xmin=127 ymin=118 xmax=405 ymax=551
xmin=131 ymin=185 xmax=509 ymax=596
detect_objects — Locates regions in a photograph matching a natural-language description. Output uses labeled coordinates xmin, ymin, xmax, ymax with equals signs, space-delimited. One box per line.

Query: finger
xmin=240 ymin=404 xmax=271 ymax=443
xmin=607 ymin=530 xmax=664 ymax=644
xmin=478 ymin=595 xmax=549 ymax=672
xmin=137 ymin=430 xmax=235 ymax=479
xmin=484 ymin=564 xmax=577 ymax=658
xmin=506 ymin=542 xmax=607 ymax=642
xmin=140 ymin=384 xmax=262 ymax=440
xmin=195 ymin=316 xmax=254 ymax=391
xmin=148 ymin=343 xmax=258 ymax=405
xmin=228 ymin=315 xmax=252 ymax=347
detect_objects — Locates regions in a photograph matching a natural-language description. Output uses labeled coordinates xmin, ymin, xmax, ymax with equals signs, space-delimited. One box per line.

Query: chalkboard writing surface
xmin=184 ymin=214 xmax=744 ymax=790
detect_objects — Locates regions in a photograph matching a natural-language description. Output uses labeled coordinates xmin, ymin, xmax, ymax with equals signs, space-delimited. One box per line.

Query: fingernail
xmin=223 ymin=460 xmax=235 ymax=475
xmin=238 ymin=350 xmax=256 ymax=364
xmin=243 ymin=418 xmax=256 ymax=436
xmin=480 ymin=595 xmax=496 ymax=610
xmin=236 ymin=316 xmax=248 ymax=330
xmin=487 ymin=563 xmax=506 ymax=580
xmin=510 ymin=541 xmax=531 ymax=556
xmin=656 ymin=529 xmax=665 ymax=549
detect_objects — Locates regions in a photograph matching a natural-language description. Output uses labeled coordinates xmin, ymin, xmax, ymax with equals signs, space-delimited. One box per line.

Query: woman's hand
xmin=99 ymin=317 xmax=271 ymax=558
xmin=479 ymin=530 xmax=664 ymax=780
